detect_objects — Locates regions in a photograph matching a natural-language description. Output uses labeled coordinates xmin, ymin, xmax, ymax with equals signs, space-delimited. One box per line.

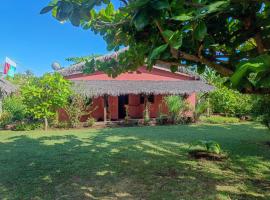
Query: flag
xmin=4 ymin=57 xmax=16 ymax=77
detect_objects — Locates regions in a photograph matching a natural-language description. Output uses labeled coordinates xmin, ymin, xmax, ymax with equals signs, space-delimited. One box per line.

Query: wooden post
xmin=103 ymin=95 xmax=108 ymax=123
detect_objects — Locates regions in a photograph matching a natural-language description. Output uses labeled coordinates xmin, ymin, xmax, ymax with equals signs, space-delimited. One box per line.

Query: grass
xmin=0 ymin=122 xmax=270 ymax=200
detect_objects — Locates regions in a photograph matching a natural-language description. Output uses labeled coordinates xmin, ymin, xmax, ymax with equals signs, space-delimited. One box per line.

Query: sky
xmin=0 ymin=0 xmax=120 ymax=76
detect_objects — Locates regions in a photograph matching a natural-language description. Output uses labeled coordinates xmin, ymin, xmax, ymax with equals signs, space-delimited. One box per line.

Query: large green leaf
xmin=162 ymin=30 xmax=182 ymax=49
xmin=171 ymin=14 xmax=193 ymax=21
xmin=40 ymin=6 xmax=55 ymax=14
xmin=151 ymin=0 xmax=170 ymax=10
xmin=70 ymin=10 xmax=81 ymax=26
xmin=195 ymin=1 xmax=229 ymax=19
xmin=149 ymin=44 xmax=168 ymax=60
xmin=231 ymin=54 xmax=270 ymax=88
xmin=194 ymin=21 xmax=207 ymax=41
xmin=133 ymin=10 xmax=149 ymax=31
xmin=105 ymin=3 xmax=114 ymax=16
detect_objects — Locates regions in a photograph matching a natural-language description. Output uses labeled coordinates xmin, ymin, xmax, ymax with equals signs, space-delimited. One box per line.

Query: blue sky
xmin=0 ymin=0 xmax=120 ymax=75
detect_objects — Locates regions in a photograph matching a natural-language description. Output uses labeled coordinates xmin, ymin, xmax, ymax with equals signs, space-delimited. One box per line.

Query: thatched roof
xmin=0 ymin=78 xmax=17 ymax=97
xmin=72 ymin=80 xmax=214 ymax=97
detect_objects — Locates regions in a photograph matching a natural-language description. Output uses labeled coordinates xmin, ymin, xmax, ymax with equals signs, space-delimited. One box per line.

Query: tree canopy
xmin=42 ymin=0 xmax=270 ymax=93
xmin=21 ymin=73 xmax=72 ymax=130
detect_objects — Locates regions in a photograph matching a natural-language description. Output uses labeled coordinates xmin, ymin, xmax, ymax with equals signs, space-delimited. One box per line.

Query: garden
xmin=0 ymin=70 xmax=270 ymax=199
xmin=1 ymin=0 xmax=270 ymax=199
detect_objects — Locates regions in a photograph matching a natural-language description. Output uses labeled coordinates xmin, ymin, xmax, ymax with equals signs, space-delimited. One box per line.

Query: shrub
xmin=3 ymin=95 xmax=27 ymax=122
xmin=194 ymin=95 xmax=209 ymax=122
xmin=200 ymin=116 xmax=240 ymax=124
xmin=251 ymin=95 xmax=270 ymax=128
xmin=85 ymin=117 xmax=95 ymax=127
xmin=164 ymin=95 xmax=190 ymax=124
xmin=64 ymin=94 xmax=94 ymax=128
xmin=0 ymin=112 xmax=12 ymax=127
xmin=55 ymin=121 xmax=70 ymax=129
xmin=190 ymin=140 xmax=222 ymax=154
xmin=156 ymin=114 xmax=168 ymax=125
xmin=13 ymin=122 xmax=44 ymax=131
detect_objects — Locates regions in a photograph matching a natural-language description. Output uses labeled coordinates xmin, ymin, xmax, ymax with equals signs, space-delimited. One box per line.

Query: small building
xmin=58 ymin=53 xmax=214 ymax=122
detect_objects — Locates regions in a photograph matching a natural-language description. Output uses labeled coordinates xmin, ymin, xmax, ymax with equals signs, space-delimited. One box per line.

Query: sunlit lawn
xmin=0 ymin=122 xmax=270 ymax=200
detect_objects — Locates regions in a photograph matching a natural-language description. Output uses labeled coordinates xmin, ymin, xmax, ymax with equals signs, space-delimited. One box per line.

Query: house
xmin=57 ymin=52 xmax=214 ymax=122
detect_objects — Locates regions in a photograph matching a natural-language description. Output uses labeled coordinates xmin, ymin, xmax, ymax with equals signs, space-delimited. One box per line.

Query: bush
xmin=164 ymin=95 xmax=190 ymax=124
xmin=3 ymin=95 xmax=27 ymax=122
xmin=190 ymin=140 xmax=222 ymax=154
xmin=65 ymin=94 xmax=94 ymax=128
xmin=85 ymin=118 xmax=95 ymax=127
xmin=0 ymin=112 xmax=12 ymax=127
xmin=156 ymin=114 xmax=168 ymax=125
xmin=13 ymin=122 xmax=44 ymax=131
xmin=200 ymin=116 xmax=240 ymax=124
xmin=209 ymin=86 xmax=252 ymax=117
xmin=251 ymin=95 xmax=270 ymax=128
xmin=55 ymin=121 xmax=70 ymax=129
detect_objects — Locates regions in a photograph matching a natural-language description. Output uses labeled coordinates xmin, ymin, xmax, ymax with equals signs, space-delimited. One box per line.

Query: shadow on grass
xmin=0 ymin=123 xmax=269 ymax=199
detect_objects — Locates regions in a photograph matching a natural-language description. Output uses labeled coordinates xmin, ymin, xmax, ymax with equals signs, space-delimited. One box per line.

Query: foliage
xmin=66 ymin=54 xmax=101 ymax=64
xmin=13 ymin=122 xmax=44 ymax=131
xmin=64 ymin=94 xmax=93 ymax=128
xmin=21 ymin=73 xmax=72 ymax=130
xmin=6 ymin=71 xmax=35 ymax=87
xmin=251 ymin=94 xmax=270 ymax=128
xmin=156 ymin=114 xmax=168 ymax=125
xmin=85 ymin=117 xmax=95 ymax=127
xmin=209 ymin=86 xmax=252 ymax=117
xmin=190 ymin=140 xmax=222 ymax=154
xmin=194 ymin=95 xmax=209 ymax=121
xmin=204 ymin=69 xmax=253 ymax=117
xmin=164 ymin=95 xmax=189 ymax=124
xmin=3 ymin=95 xmax=27 ymax=122
xmin=143 ymin=102 xmax=151 ymax=125
xmin=200 ymin=116 xmax=240 ymax=124
xmin=43 ymin=0 xmax=270 ymax=93
xmin=55 ymin=121 xmax=70 ymax=129
xmin=0 ymin=112 xmax=12 ymax=127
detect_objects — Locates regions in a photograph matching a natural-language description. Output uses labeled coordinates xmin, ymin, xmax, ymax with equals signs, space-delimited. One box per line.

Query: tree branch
xmin=254 ymin=32 xmax=266 ymax=54
xmin=154 ymin=20 xmax=233 ymax=76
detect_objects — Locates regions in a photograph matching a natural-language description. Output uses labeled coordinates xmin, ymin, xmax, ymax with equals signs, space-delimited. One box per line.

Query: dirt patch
xmin=188 ymin=150 xmax=227 ymax=161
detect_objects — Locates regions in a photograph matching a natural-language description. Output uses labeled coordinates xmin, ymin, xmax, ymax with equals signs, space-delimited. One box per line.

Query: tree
xmin=203 ymin=68 xmax=252 ymax=117
xmin=21 ymin=73 xmax=72 ymax=130
xmin=66 ymin=54 xmax=101 ymax=64
xmin=42 ymin=1 xmax=270 ymax=93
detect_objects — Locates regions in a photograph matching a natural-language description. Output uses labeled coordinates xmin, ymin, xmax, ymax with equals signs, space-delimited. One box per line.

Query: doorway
xmin=118 ymin=95 xmax=129 ymax=119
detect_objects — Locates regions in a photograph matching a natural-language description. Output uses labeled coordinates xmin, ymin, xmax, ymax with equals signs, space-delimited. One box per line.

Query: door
xmin=118 ymin=95 xmax=128 ymax=119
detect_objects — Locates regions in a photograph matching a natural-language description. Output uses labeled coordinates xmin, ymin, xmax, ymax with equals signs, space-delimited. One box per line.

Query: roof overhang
xmin=71 ymin=80 xmax=214 ymax=97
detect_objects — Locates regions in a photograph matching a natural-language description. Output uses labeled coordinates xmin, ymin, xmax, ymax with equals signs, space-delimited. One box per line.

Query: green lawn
xmin=0 ymin=123 xmax=270 ymax=200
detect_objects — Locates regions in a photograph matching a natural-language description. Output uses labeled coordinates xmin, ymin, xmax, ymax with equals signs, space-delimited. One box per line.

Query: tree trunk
xmin=44 ymin=117 xmax=48 ymax=131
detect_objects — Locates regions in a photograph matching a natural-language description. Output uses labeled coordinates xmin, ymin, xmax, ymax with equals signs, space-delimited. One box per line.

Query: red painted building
xmin=58 ymin=59 xmax=213 ymax=122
